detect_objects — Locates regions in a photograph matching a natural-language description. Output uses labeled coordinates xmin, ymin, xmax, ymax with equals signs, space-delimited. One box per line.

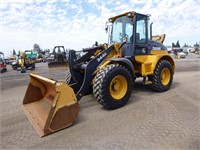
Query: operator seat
xmin=136 ymin=33 xmax=140 ymax=43
xmin=129 ymin=33 xmax=140 ymax=43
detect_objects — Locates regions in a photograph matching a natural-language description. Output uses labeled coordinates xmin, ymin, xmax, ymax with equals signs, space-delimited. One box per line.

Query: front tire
xmin=32 ymin=63 xmax=35 ymax=69
xmin=65 ymin=70 xmax=74 ymax=84
xmin=151 ymin=60 xmax=173 ymax=92
xmin=93 ymin=64 xmax=133 ymax=109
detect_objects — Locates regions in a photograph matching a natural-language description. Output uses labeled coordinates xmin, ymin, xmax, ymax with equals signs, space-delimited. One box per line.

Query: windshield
xmin=110 ymin=16 xmax=133 ymax=44
xmin=54 ymin=47 xmax=65 ymax=53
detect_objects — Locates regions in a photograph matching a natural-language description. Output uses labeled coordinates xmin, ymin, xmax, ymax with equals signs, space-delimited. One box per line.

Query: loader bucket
xmin=22 ymin=73 xmax=79 ymax=137
xmin=48 ymin=61 xmax=68 ymax=68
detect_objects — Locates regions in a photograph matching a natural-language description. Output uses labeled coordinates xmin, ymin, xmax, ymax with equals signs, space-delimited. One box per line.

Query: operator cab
xmin=53 ymin=46 xmax=65 ymax=54
xmin=107 ymin=11 xmax=164 ymax=59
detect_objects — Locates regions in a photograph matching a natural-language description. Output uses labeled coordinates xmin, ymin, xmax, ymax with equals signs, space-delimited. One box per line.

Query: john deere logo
xmin=97 ymin=52 xmax=107 ymax=62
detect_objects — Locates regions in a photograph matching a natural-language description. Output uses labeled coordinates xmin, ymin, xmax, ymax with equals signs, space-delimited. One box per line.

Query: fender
xmin=108 ymin=58 xmax=135 ymax=79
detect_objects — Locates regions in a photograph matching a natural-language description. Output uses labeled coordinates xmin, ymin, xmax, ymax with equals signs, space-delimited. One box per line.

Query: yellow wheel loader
xmin=48 ymin=46 xmax=68 ymax=68
xmin=22 ymin=11 xmax=175 ymax=137
xmin=13 ymin=50 xmax=36 ymax=73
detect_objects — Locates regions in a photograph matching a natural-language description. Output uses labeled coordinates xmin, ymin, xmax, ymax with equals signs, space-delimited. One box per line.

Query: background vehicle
xmin=22 ymin=11 xmax=175 ymax=137
xmin=173 ymin=48 xmax=187 ymax=58
xmin=48 ymin=46 xmax=68 ymax=68
xmin=0 ymin=52 xmax=7 ymax=73
xmin=12 ymin=50 xmax=36 ymax=73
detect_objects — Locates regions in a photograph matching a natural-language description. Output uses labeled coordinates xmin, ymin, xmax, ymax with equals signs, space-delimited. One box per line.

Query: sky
xmin=0 ymin=0 xmax=200 ymax=56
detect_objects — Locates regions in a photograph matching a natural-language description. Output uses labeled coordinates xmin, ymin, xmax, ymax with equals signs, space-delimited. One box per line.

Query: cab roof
xmin=108 ymin=11 xmax=149 ymax=23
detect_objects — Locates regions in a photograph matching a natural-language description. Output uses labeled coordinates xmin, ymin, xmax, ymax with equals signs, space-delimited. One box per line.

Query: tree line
xmin=172 ymin=40 xmax=200 ymax=48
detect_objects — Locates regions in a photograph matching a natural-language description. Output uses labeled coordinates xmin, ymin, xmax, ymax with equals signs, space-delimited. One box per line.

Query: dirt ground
xmin=0 ymin=54 xmax=200 ymax=149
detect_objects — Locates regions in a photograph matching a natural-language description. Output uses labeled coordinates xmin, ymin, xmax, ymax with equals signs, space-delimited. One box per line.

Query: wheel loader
xmin=48 ymin=46 xmax=68 ymax=68
xmin=12 ymin=50 xmax=36 ymax=73
xmin=0 ymin=52 xmax=7 ymax=73
xmin=22 ymin=11 xmax=175 ymax=137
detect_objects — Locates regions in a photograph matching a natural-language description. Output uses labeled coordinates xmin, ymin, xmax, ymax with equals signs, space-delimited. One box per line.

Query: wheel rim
xmin=160 ymin=68 xmax=171 ymax=86
xmin=110 ymin=75 xmax=128 ymax=100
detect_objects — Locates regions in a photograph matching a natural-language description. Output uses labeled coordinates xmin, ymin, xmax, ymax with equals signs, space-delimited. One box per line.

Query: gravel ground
xmin=0 ymin=53 xmax=200 ymax=149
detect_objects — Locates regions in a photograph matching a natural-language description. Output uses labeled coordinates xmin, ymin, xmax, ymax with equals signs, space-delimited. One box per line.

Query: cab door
xmin=134 ymin=14 xmax=149 ymax=55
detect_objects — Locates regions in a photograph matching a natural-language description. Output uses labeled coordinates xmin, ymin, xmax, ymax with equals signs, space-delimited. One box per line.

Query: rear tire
xmin=93 ymin=64 xmax=133 ymax=109
xmin=151 ymin=60 xmax=173 ymax=92
xmin=12 ymin=65 xmax=18 ymax=70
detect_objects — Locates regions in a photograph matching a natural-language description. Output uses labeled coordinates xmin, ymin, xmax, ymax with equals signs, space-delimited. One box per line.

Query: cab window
xmin=136 ymin=15 xmax=147 ymax=44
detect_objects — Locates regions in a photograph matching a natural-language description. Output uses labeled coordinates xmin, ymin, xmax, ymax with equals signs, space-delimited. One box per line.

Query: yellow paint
xmin=135 ymin=53 xmax=175 ymax=76
xmin=48 ymin=82 xmax=77 ymax=126
xmin=95 ymin=43 xmax=175 ymax=82
xmin=98 ymin=60 xmax=111 ymax=70
xmin=109 ymin=11 xmax=136 ymax=23
xmin=152 ymin=34 xmax=166 ymax=43
xmin=18 ymin=51 xmax=26 ymax=68
xmin=24 ymin=73 xmax=78 ymax=133
xmin=150 ymin=50 xmax=168 ymax=55
xmin=29 ymin=73 xmax=77 ymax=124
xmin=160 ymin=68 xmax=171 ymax=85
xmin=94 ymin=50 xmax=102 ymax=56
xmin=95 ymin=42 xmax=121 ymax=74
xmin=109 ymin=75 xmax=127 ymax=100
xmin=54 ymin=82 xmax=77 ymax=107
